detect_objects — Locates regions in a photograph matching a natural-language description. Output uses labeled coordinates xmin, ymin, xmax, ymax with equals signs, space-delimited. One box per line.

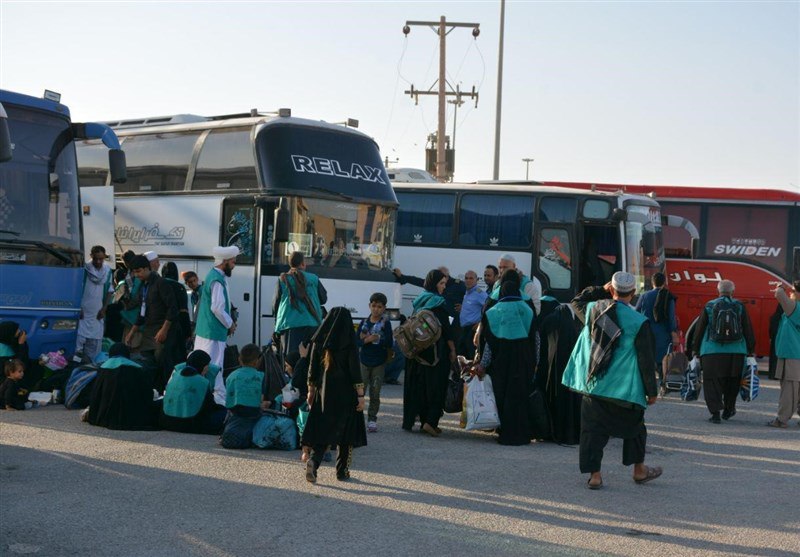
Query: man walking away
xmin=76 ymin=246 xmax=114 ymax=363
xmin=562 ymin=272 xmax=661 ymax=490
xmin=691 ymin=279 xmax=755 ymax=424
xmin=195 ymin=246 xmax=239 ymax=404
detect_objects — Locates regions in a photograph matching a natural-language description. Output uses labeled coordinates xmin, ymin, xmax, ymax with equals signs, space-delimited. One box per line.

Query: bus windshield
xmin=277 ymin=197 xmax=395 ymax=274
xmin=0 ymin=106 xmax=81 ymax=266
xmin=625 ymin=203 xmax=665 ymax=292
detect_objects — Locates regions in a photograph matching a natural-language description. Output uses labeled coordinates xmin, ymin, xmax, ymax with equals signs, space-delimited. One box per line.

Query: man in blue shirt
xmin=457 ymin=270 xmax=487 ymax=359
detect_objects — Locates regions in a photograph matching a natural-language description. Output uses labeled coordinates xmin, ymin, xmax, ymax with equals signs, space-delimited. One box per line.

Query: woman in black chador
xmin=401 ymin=269 xmax=456 ymax=437
xmin=301 ymin=307 xmax=367 ymax=483
xmin=478 ymin=270 xmax=538 ymax=445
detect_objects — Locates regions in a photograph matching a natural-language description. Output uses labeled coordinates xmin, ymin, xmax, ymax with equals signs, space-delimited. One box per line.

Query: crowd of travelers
xmin=1 ymin=245 xmax=799 ymax=488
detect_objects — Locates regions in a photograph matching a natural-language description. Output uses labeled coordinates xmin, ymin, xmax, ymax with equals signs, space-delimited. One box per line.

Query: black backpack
xmin=708 ymin=298 xmax=743 ymax=343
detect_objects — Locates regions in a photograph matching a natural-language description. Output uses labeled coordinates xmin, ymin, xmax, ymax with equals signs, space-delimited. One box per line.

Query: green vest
xmin=699 ymin=297 xmax=747 ymax=356
xmin=486 ymin=300 xmax=533 ymax=340
xmin=119 ymin=278 xmax=142 ymax=327
xmin=776 ymin=307 xmax=800 ymax=360
xmin=274 ymin=271 xmax=322 ymax=333
xmin=195 ymin=269 xmax=230 ymax=342
xmin=562 ymin=301 xmax=649 ymax=408
xmin=225 ymin=366 xmax=264 ymax=409
xmin=100 ymin=357 xmax=142 ymax=370
xmin=163 ymin=372 xmax=209 ymax=418
xmin=0 ymin=343 xmax=15 ymax=357
xmin=490 ymin=275 xmax=532 ymax=301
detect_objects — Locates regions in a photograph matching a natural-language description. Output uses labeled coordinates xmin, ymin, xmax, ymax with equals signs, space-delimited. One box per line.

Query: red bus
xmin=543 ymin=182 xmax=800 ymax=356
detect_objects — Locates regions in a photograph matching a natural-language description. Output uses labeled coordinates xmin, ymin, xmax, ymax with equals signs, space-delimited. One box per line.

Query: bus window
xmin=396 ymin=192 xmax=454 ymax=245
xmin=539 ymin=197 xmax=577 ymax=222
xmin=582 ymin=199 xmax=610 ymax=219
xmin=458 ymin=194 xmax=533 ymax=248
xmin=705 ymin=205 xmax=789 ymax=276
xmin=192 ymin=127 xmax=258 ymax=191
xmin=117 ymin=132 xmax=200 ymax=193
xmin=539 ymin=228 xmax=572 ymax=290
xmin=222 ymin=200 xmax=257 ymax=266
xmin=581 ymin=225 xmax=621 ymax=289
xmin=76 ymin=139 xmax=110 ymax=187
xmin=659 ymin=202 xmax=700 ymax=257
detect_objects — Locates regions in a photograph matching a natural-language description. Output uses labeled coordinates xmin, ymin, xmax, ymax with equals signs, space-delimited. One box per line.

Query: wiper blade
xmin=0 ymin=238 xmax=73 ymax=264
xmin=0 ymin=229 xmax=21 ymax=237
xmin=310 ymin=186 xmax=353 ymax=201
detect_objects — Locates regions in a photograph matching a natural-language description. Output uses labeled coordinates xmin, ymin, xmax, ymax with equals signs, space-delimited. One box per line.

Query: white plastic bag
xmin=281 ymin=383 xmax=299 ymax=407
xmin=464 ymin=375 xmax=501 ymax=431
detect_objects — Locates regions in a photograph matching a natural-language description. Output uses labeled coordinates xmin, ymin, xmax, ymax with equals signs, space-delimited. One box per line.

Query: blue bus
xmin=0 ymin=89 xmax=126 ymax=359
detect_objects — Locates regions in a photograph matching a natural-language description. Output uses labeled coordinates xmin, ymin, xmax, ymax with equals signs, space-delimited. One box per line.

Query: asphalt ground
xmin=1 ymin=377 xmax=798 ymax=557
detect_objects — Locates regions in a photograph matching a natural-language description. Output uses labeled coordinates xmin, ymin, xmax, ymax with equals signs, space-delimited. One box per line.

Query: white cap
xmin=213 ymin=245 xmax=240 ymax=265
xmin=143 ymin=251 xmax=158 ymax=262
xmin=611 ymin=271 xmax=636 ymax=293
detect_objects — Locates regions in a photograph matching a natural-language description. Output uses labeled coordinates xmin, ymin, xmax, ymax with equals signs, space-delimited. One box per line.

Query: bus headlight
xmin=52 ymin=319 xmax=78 ymax=330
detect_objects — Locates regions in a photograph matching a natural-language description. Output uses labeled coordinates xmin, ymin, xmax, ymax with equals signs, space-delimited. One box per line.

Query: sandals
xmin=634 ymin=465 xmax=663 ymax=484
xmin=587 ymin=478 xmax=603 ymax=490
xmin=766 ymin=419 xmax=788 ymax=428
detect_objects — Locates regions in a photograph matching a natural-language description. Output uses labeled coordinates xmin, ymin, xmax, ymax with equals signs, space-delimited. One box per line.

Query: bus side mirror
xmin=109 ymin=149 xmax=127 ymax=183
xmin=274 ymin=198 xmax=290 ymax=243
xmin=691 ymin=238 xmax=700 ymax=260
xmin=611 ymin=208 xmax=627 ymax=222
xmin=0 ymin=110 xmax=11 ymax=163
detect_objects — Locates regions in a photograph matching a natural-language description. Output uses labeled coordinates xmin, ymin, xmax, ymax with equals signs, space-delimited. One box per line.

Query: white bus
xmin=76 ymin=110 xmax=400 ymax=347
xmin=392 ymin=182 xmax=665 ymax=314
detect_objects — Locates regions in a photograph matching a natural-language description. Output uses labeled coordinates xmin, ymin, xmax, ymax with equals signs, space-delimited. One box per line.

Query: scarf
xmin=653 ymin=288 xmax=675 ymax=324
xmin=587 ymin=300 xmax=621 ymax=385
xmin=309 ymin=307 xmax=355 ymax=411
xmin=85 ymin=262 xmax=108 ymax=285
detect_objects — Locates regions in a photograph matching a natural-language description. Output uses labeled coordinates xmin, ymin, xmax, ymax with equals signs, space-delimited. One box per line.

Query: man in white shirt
xmin=194 ymin=246 xmax=239 ymax=404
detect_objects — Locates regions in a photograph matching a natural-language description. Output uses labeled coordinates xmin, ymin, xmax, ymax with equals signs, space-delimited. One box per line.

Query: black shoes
xmin=722 ymin=409 xmax=736 ymax=420
xmin=709 ymin=413 xmax=721 ymax=424
xmin=305 ymin=460 xmax=317 ymax=483
xmin=336 ymin=471 xmax=350 ymax=481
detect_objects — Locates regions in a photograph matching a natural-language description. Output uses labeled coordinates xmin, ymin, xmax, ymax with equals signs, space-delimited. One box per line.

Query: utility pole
xmin=522 ymin=157 xmax=534 ymax=180
xmin=492 ymin=0 xmax=506 ymax=180
xmin=403 ymin=16 xmax=480 ymax=182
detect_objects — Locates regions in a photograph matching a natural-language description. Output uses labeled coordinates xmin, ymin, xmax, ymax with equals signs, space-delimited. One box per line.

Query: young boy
xmin=225 ymin=344 xmax=264 ymax=418
xmin=357 ymin=292 xmax=393 ymax=433
xmin=0 ymin=359 xmax=32 ymax=410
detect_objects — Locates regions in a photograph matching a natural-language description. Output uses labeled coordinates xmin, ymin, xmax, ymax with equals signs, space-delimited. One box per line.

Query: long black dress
xmin=88 ymin=357 xmax=159 ymax=430
xmin=301 ymin=308 xmax=367 ymax=456
xmin=481 ymin=299 xmax=538 ymax=446
xmin=402 ymin=303 xmax=454 ymax=431
xmin=538 ymin=304 xmax=582 ymax=445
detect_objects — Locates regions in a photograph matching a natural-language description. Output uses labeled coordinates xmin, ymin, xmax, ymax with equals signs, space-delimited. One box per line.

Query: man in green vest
xmin=562 ymin=272 xmax=661 ymax=490
xmin=768 ymin=280 xmax=800 ymax=428
xmin=195 ymin=245 xmax=239 ymax=405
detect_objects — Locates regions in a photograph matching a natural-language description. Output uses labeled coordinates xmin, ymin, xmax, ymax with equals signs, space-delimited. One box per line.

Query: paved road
xmin=1 ymin=379 xmax=797 ymax=557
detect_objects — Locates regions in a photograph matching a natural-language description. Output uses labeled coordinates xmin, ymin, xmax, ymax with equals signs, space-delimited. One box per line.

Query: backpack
xmin=393 ymin=309 xmax=442 ymax=366
xmin=708 ymin=298 xmax=743 ymax=343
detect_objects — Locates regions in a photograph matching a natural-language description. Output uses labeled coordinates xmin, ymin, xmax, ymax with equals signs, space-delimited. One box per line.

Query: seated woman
xmin=159 ymin=350 xmax=226 ymax=434
xmin=88 ymin=343 xmax=159 ymax=430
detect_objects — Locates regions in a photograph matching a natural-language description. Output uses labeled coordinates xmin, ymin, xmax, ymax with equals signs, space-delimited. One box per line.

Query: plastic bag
xmin=281 ymin=383 xmax=299 ymax=408
xmin=739 ymin=356 xmax=759 ymax=402
xmin=296 ymin=402 xmax=310 ymax=437
xmin=680 ymin=357 xmax=702 ymax=402
xmin=252 ymin=411 xmax=298 ymax=450
xmin=464 ymin=375 xmax=501 ymax=431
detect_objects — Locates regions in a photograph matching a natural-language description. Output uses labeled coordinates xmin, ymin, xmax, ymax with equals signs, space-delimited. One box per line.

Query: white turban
xmin=213 ymin=245 xmax=240 ymax=265
xmin=143 ymin=251 xmax=159 ymax=262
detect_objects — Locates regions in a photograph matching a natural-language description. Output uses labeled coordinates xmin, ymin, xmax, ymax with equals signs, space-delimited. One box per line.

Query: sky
xmin=1 ymin=1 xmax=798 ymax=190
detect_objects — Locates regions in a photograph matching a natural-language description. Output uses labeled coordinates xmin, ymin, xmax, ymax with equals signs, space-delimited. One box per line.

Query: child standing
xmin=0 ymin=359 xmax=32 ymax=410
xmin=226 ymin=344 xmax=265 ymax=417
xmin=357 ymin=293 xmax=393 ymax=433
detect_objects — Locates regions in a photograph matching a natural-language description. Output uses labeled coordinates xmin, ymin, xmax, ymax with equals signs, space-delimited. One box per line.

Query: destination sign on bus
xmin=291 ymin=155 xmax=387 ymax=185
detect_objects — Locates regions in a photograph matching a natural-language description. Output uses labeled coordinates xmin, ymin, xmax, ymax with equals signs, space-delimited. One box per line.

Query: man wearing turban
xmin=194 ymin=245 xmax=239 ymax=405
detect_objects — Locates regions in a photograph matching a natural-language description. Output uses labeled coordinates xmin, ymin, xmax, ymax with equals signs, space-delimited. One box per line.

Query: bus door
xmin=578 ymin=223 xmax=622 ymax=290
xmin=255 ymin=199 xmax=282 ymax=346
xmin=220 ymin=197 xmax=261 ymax=347
xmin=536 ymin=225 xmax=576 ymax=302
